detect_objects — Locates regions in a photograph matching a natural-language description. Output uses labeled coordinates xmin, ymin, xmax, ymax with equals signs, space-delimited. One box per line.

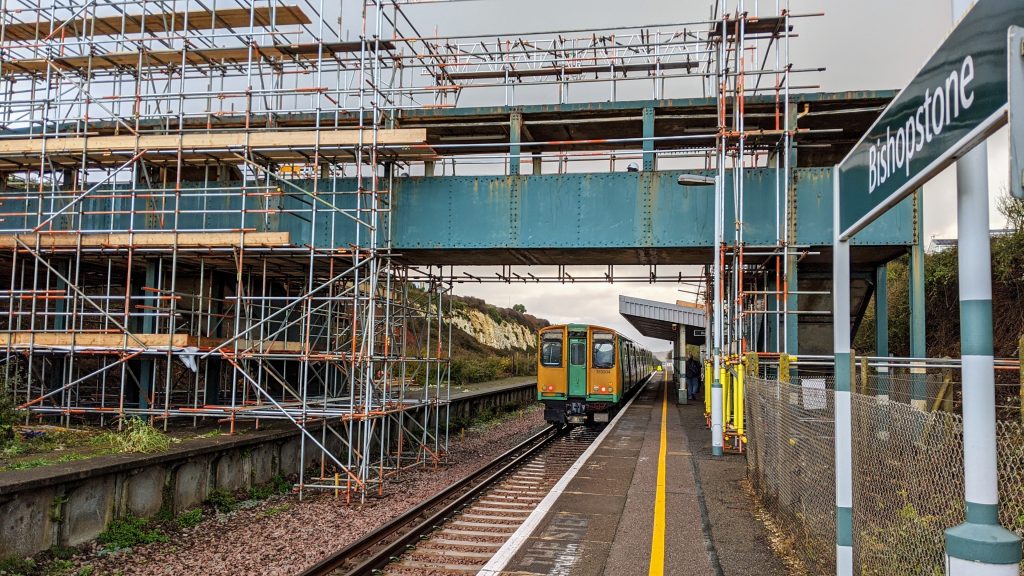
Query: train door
xmin=568 ymin=334 xmax=587 ymax=397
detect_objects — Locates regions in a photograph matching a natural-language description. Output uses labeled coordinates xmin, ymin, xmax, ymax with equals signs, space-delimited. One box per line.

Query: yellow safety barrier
xmin=704 ymin=361 xmax=713 ymax=417
xmin=721 ymin=365 xmax=730 ymax=432
xmin=780 ymin=353 xmax=793 ymax=383
xmin=735 ymin=361 xmax=744 ymax=438
xmin=720 ymin=355 xmax=748 ymax=452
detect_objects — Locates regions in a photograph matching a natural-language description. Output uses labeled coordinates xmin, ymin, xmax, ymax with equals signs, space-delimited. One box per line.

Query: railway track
xmin=301 ymin=424 xmax=602 ymax=576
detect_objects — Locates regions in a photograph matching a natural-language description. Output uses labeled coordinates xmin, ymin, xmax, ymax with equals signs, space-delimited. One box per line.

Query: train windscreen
xmin=592 ymin=332 xmax=615 ymax=368
xmin=540 ymin=332 xmax=563 ymax=367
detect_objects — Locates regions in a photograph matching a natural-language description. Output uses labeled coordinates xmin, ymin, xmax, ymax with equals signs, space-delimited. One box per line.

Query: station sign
xmin=1011 ymin=26 xmax=1024 ymax=199
xmin=837 ymin=0 xmax=1024 ymax=238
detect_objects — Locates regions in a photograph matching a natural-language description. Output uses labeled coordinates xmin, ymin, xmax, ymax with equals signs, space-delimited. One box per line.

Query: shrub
xmin=0 ymin=556 xmax=35 ymax=576
xmin=0 ymin=367 xmax=24 ymax=448
xmin=247 ymin=475 xmax=291 ymax=500
xmin=97 ymin=516 xmax=167 ymax=550
xmin=205 ymin=489 xmax=237 ymax=513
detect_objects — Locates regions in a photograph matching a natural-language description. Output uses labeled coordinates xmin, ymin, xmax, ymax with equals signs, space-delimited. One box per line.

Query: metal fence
xmin=746 ymin=374 xmax=1024 ymax=575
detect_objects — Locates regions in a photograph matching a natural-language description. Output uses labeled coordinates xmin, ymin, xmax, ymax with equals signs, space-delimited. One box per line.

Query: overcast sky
xmin=366 ymin=1 xmax=1001 ymax=352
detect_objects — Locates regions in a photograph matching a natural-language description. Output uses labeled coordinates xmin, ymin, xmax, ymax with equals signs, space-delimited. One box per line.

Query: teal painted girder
xmin=393 ymin=168 xmax=912 ymax=249
xmin=0 ymin=167 xmax=911 ymax=250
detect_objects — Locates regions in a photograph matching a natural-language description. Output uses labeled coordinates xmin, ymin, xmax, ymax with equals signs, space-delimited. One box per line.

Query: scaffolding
xmin=0 ymin=0 xmax=812 ymax=493
xmin=0 ymin=0 xmax=455 ymax=499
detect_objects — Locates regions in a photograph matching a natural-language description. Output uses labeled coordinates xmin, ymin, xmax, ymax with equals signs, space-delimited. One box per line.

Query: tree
xmin=997 ymin=188 xmax=1024 ymax=231
xmin=512 ymin=303 xmax=526 ymax=313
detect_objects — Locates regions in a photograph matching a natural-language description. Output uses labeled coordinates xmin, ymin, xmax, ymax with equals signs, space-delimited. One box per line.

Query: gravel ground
xmin=55 ymin=406 xmax=545 ymax=576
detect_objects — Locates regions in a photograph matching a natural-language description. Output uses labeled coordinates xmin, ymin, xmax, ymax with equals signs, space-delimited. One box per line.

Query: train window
xmin=540 ymin=333 xmax=563 ymax=367
xmin=569 ymin=341 xmax=586 ymax=366
xmin=592 ymin=332 xmax=614 ymax=368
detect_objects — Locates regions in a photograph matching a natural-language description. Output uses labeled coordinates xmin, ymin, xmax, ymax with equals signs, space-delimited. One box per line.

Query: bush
xmin=205 ymin=489 xmax=237 ymax=514
xmin=0 ymin=368 xmax=24 ymax=448
xmin=97 ymin=516 xmax=168 ymax=550
xmin=247 ymin=475 xmax=291 ymax=500
xmin=0 ymin=556 xmax=35 ymax=576
xmin=449 ymin=356 xmax=504 ymax=385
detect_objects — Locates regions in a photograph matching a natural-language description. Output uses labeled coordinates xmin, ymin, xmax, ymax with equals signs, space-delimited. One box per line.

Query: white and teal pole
xmin=711 ymin=169 xmax=724 ymax=457
xmin=943 ymin=135 xmax=1021 ymax=575
xmin=943 ymin=2 xmax=1021 ymax=573
xmin=833 ymin=170 xmax=853 ymax=575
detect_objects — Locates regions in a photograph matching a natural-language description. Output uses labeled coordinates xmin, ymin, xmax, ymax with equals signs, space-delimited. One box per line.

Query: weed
xmin=48 ymin=545 xmax=76 ymax=560
xmin=1 ymin=440 xmax=28 ymax=458
xmin=97 ymin=515 xmax=168 ymax=551
xmin=248 ymin=475 xmax=291 ymax=500
xmin=3 ymin=453 xmax=89 ymax=472
xmin=75 ymin=567 xmax=94 ymax=576
xmin=205 ymin=489 xmax=237 ymax=514
xmin=44 ymin=559 xmax=74 ymax=576
xmin=262 ymin=504 xmax=291 ymax=517
xmin=0 ymin=556 xmax=35 ymax=576
xmin=49 ymin=495 xmax=68 ymax=524
xmin=153 ymin=506 xmax=174 ymax=523
xmin=175 ymin=508 xmax=203 ymax=529
xmin=99 ymin=418 xmax=172 ymax=454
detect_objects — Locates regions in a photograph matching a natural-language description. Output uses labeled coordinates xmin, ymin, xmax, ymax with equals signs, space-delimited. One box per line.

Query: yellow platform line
xmin=649 ymin=371 xmax=669 ymax=575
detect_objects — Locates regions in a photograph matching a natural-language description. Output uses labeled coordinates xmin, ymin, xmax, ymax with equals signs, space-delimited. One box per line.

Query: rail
xmin=300 ymin=424 xmax=559 ymax=576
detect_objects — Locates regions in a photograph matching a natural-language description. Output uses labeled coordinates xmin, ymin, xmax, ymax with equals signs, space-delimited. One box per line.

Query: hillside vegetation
xmin=854 ymin=195 xmax=1024 ymax=364
xmin=402 ymin=292 xmax=548 ymax=387
xmin=445 ymin=294 xmax=548 ymax=385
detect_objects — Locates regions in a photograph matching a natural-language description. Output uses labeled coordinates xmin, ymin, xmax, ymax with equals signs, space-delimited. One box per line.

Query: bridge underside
xmin=395 ymin=246 xmax=905 ymax=268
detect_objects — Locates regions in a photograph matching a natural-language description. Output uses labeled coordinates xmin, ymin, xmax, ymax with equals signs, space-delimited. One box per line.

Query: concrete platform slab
xmin=492 ymin=373 xmax=789 ymax=576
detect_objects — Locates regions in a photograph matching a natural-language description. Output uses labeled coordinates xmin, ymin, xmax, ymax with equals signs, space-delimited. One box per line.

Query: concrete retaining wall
xmin=0 ymin=383 xmax=535 ymax=558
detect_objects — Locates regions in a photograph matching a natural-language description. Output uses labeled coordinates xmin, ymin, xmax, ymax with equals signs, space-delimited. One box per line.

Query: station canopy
xmin=618 ymin=295 xmax=706 ymax=345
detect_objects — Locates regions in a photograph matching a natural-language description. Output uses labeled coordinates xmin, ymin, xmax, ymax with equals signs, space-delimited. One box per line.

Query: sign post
xmin=835 ymin=1 xmax=1024 ymax=574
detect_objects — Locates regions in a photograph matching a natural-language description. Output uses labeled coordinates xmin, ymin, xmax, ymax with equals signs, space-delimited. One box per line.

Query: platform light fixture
xmin=676 ymin=174 xmax=715 ymax=186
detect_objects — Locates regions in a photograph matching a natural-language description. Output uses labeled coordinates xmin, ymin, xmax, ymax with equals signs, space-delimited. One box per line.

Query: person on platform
xmin=685 ymin=354 xmax=701 ymax=401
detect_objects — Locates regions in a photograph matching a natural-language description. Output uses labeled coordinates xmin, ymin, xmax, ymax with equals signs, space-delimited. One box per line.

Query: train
xmin=536 ymin=323 xmax=656 ymax=426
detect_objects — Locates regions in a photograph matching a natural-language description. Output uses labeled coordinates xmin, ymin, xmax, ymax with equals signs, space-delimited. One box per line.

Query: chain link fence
xmin=746 ymin=370 xmax=1024 ymax=575
xmin=746 ymin=375 xmax=837 ymax=573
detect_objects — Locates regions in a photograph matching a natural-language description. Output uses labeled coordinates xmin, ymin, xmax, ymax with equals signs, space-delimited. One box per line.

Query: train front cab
xmin=538 ymin=324 xmax=623 ymax=426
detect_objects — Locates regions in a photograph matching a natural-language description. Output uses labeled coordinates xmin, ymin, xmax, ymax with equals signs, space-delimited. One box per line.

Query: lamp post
xmin=678 ymin=174 xmax=724 ymax=456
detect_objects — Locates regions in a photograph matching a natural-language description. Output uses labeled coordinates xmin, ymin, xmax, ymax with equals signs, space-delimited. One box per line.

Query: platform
xmin=486 ymin=373 xmax=785 ymax=576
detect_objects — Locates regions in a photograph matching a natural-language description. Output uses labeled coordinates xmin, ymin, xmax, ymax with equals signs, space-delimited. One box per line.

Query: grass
xmin=0 ymin=419 xmax=176 ymax=472
xmin=96 ymin=515 xmax=168 ymax=551
xmin=3 ymin=453 xmax=90 ymax=471
xmin=97 ymin=418 xmax=173 ymax=454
